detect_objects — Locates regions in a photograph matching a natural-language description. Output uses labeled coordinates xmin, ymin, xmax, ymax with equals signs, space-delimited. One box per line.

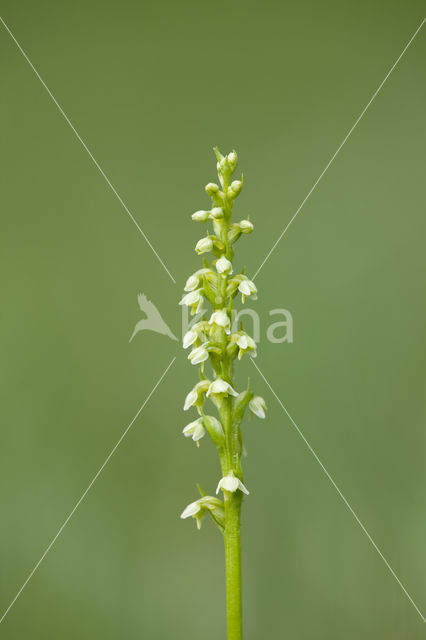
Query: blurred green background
xmin=1 ymin=1 xmax=425 ymax=638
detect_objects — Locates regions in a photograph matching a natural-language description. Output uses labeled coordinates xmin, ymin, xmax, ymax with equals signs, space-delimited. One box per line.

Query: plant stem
xmin=224 ymin=492 xmax=243 ymax=640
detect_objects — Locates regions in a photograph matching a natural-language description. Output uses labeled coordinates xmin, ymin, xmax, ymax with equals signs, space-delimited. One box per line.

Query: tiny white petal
xmin=183 ymin=390 xmax=197 ymax=411
xmin=237 ymin=479 xmax=250 ymax=495
xmin=181 ymin=501 xmax=201 ymax=519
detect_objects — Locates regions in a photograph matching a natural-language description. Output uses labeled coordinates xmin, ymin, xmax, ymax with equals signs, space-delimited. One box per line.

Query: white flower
xmin=209 ymin=310 xmax=230 ymax=334
xmin=188 ymin=345 xmax=209 ymax=365
xmin=236 ymin=333 xmax=257 ymax=359
xmin=238 ymin=279 xmax=257 ymax=296
xmin=249 ymin=396 xmax=267 ymax=419
xmin=206 ymin=378 xmax=238 ymax=398
xmin=215 ymin=256 xmax=233 ymax=274
xmin=179 ymin=290 xmax=201 ymax=307
xmin=195 ymin=237 xmax=214 ymax=254
xmin=239 ymin=219 xmax=254 ymax=233
xmin=192 ymin=210 xmax=210 ymax=222
xmin=182 ymin=418 xmax=206 ymax=442
xmin=179 ymin=289 xmax=204 ymax=315
xmin=238 ymin=278 xmax=257 ymax=302
xmin=182 ymin=329 xmax=198 ymax=349
xmin=181 ymin=496 xmax=225 ymax=529
xmin=184 ymin=274 xmax=200 ymax=292
xmin=183 ymin=380 xmax=210 ymax=411
xmin=210 ymin=207 xmax=224 ymax=219
xmin=184 ymin=268 xmax=211 ymax=293
xmin=216 ymin=471 xmax=249 ymax=495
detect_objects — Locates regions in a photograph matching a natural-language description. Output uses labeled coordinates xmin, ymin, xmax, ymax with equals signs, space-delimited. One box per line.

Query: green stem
xmin=221 ymin=170 xmax=243 ymax=639
xmin=224 ymin=492 xmax=243 ymax=640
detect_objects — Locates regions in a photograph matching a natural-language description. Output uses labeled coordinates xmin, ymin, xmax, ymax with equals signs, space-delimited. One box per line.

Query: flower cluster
xmin=179 ymin=148 xmax=267 ymax=531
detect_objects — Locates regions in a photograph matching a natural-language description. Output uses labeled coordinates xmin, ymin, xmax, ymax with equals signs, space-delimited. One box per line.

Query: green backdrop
xmin=1 ymin=1 xmax=425 ymax=638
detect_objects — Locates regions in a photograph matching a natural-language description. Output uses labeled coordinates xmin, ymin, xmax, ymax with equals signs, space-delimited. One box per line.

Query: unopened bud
xmin=227 ymin=151 xmax=238 ymax=172
xmin=205 ymin=182 xmax=219 ymax=196
xmin=192 ymin=210 xmax=210 ymax=222
xmin=239 ymin=219 xmax=253 ymax=233
xmin=195 ymin=237 xmax=213 ymax=254
xmin=228 ymin=180 xmax=242 ymax=199
xmin=210 ymin=207 xmax=224 ymax=220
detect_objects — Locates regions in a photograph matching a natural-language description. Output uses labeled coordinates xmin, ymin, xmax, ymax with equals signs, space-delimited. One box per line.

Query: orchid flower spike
xmin=179 ymin=148 xmax=269 ymax=634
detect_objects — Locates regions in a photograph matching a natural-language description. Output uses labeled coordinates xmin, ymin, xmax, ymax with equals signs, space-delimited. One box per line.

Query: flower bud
xmin=239 ymin=219 xmax=253 ymax=233
xmin=209 ymin=207 xmax=224 ymax=220
xmin=205 ymin=182 xmax=220 ymax=196
xmin=228 ymin=180 xmax=242 ymax=198
xmin=192 ymin=210 xmax=210 ymax=222
xmin=227 ymin=151 xmax=238 ymax=172
xmin=195 ymin=237 xmax=213 ymax=255
xmin=249 ymin=396 xmax=267 ymax=419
